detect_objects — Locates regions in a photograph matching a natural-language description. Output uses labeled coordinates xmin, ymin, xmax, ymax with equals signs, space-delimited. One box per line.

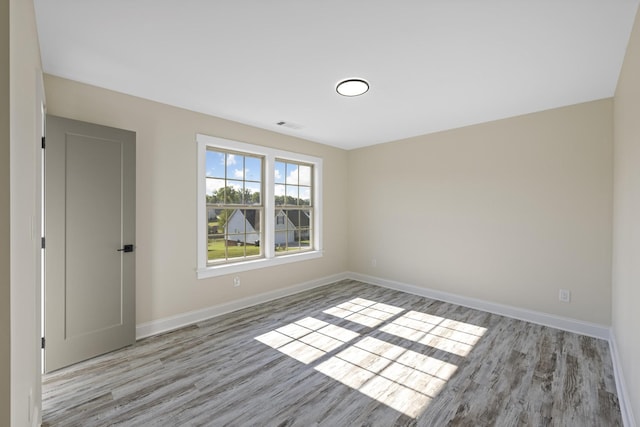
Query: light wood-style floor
xmin=42 ymin=279 xmax=621 ymax=426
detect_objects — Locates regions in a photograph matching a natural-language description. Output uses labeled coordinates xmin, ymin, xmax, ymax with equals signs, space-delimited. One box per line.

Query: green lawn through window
xmin=208 ymin=239 xmax=260 ymax=261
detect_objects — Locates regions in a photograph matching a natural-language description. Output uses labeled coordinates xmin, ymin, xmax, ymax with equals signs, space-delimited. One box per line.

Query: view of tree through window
xmin=274 ymin=160 xmax=313 ymax=254
xmin=206 ymin=149 xmax=263 ymax=263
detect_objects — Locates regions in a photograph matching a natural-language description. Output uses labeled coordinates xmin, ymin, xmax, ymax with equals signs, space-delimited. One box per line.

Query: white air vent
xmin=275 ymin=121 xmax=303 ymax=130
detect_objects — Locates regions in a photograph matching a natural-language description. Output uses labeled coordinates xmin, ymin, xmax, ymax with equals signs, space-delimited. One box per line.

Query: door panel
xmin=45 ymin=115 xmax=135 ymax=372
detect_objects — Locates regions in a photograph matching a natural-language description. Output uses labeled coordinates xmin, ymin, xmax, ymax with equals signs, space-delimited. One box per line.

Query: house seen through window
xmin=274 ymin=159 xmax=313 ymax=254
xmin=204 ymin=145 xmax=316 ymax=266
xmin=206 ymin=149 xmax=263 ymax=263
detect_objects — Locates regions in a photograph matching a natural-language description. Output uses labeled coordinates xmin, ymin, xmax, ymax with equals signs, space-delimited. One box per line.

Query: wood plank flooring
xmin=42 ymin=279 xmax=621 ymax=426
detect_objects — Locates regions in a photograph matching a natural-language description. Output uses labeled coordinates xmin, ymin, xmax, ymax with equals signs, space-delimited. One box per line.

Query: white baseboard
xmin=135 ymin=272 xmax=349 ymax=339
xmin=609 ymin=331 xmax=637 ymax=427
xmin=138 ymin=270 xmax=611 ymax=341
xmin=347 ymin=272 xmax=611 ymax=340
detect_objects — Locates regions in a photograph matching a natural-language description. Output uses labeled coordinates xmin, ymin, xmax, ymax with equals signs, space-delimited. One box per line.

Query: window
xmin=274 ymin=160 xmax=313 ymax=254
xmin=205 ymin=149 xmax=263 ymax=263
xmin=197 ymin=135 xmax=322 ymax=278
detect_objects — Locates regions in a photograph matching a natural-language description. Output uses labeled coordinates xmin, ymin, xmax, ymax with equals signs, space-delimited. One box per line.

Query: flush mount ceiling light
xmin=336 ymin=78 xmax=369 ymax=97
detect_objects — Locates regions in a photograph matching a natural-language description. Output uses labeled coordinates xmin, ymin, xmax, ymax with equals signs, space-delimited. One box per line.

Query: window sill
xmin=196 ymin=250 xmax=323 ymax=279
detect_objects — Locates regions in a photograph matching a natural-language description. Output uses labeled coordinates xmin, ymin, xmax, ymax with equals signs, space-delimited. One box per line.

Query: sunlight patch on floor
xmin=379 ymin=311 xmax=487 ymax=356
xmin=323 ymin=298 xmax=404 ymax=328
xmin=254 ymin=297 xmax=487 ymax=418
xmin=316 ymin=336 xmax=457 ymax=418
xmin=255 ymin=316 xmax=360 ymax=364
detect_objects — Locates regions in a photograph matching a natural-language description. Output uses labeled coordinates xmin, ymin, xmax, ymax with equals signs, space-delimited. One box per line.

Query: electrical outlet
xmin=559 ymin=289 xmax=571 ymax=303
xmin=371 ymin=258 xmax=377 ymax=268
xmin=233 ymin=276 xmax=241 ymax=287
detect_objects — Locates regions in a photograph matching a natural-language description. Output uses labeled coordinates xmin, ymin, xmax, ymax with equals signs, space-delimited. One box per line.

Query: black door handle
xmin=117 ymin=244 xmax=134 ymax=253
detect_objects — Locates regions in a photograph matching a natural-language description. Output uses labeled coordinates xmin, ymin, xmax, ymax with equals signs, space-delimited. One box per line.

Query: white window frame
xmin=196 ymin=134 xmax=323 ymax=279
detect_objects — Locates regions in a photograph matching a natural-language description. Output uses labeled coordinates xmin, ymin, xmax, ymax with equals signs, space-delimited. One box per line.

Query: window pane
xmin=208 ymin=234 xmax=226 ymax=262
xmin=275 ymin=161 xmax=286 ymax=184
xmin=287 ymin=210 xmax=299 ymax=228
xmin=226 ymin=153 xmax=241 ymax=179
xmin=275 ymin=231 xmax=288 ymax=251
xmin=206 ymin=208 xmax=216 ymax=228
xmin=241 ymin=209 xmax=261 ymax=237
xmin=298 ymin=228 xmax=311 ymax=247
xmin=209 ymin=206 xmax=262 ymax=263
xmin=275 ymin=184 xmax=286 ymax=206
xmin=245 ymin=156 xmax=262 ymax=182
xmin=300 ymin=209 xmax=311 ymax=227
xmin=245 ymin=182 xmax=261 ymax=205
xmin=286 ymin=185 xmax=299 ymax=205
xmin=226 ymin=234 xmax=246 ymax=259
xmin=226 ymin=180 xmax=244 ymax=203
xmin=286 ymin=163 xmax=298 ymax=185
xmin=299 ymin=186 xmax=311 ymax=206
xmin=206 ymin=150 xmax=225 ymax=178
xmin=299 ymin=164 xmax=311 ymax=186
xmin=206 ymin=178 xmax=226 ymax=203
xmin=299 ymin=211 xmax=311 ymax=245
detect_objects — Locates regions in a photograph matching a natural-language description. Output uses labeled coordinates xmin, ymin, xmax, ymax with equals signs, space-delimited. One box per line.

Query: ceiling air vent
xmin=276 ymin=121 xmax=303 ymax=130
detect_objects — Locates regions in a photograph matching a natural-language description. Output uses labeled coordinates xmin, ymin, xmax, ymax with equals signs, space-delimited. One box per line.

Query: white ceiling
xmin=34 ymin=0 xmax=639 ymax=150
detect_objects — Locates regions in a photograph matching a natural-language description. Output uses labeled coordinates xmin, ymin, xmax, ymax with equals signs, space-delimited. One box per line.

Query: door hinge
xmin=41 ymin=237 xmax=45 ymax=249
xmin=41 ymin=136 xmax=45 ymax=149
xmin=41 ymin=337 xmax=45 ymax=349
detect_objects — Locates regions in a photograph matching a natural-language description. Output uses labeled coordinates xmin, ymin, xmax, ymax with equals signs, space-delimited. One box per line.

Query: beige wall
xmin=9 ymin=0 xmax=43 ymax=424
xmin=44 ymin=74 xmax=349 ymax=325
xmin=348 ymin=99 xmax=613 ymax=325
xmin=1 ymin=0 xmax=10 ymax=423
xmin=613 ymin=5 xmax=640 ymax=424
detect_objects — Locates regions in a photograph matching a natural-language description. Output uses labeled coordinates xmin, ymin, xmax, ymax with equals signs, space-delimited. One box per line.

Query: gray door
xmin=44 ymin=115 xmax=136 ymax=372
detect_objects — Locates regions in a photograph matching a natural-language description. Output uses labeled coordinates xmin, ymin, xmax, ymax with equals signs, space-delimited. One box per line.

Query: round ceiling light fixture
xmin=336 ymin=78 xmax=369 ymax=97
